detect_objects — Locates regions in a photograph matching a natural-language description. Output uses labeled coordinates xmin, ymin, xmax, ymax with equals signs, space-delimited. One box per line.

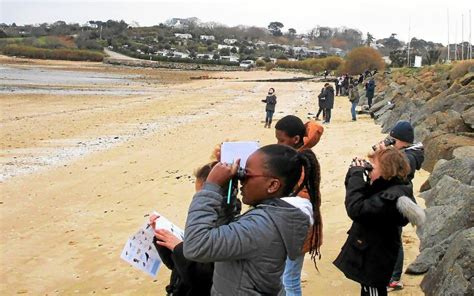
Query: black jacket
xmin=318 ymin=86 xmax=335 ymax=109
xmin=262 ymin=94 xmax=277 ymax=112
xmin=155 ymin=242 xmax=213 ymax=296
xmin=333 ymin=167 xmax=415 ymax=287
xmin=403 ymin=144 xmax=424 ymax=183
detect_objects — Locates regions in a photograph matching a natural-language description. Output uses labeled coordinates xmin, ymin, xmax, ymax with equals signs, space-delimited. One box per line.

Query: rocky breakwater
xmin=365 ymin=61 xmax=474 ymax=296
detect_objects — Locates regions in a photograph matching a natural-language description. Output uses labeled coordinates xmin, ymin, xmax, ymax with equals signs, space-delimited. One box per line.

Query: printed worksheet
xmin=120 ymin=212 xmax=184 ymax=278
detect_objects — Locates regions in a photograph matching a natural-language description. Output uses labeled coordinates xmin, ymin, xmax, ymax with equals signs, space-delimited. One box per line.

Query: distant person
xmin=315 ymin=86 xmax=326 ymax=121
xmin=334 ymin=147 xmax=425 ymax=296
xmin=183 ymin=144 xmax=321 ymax=295
xmin=275 ymin=115 xmax=323 ymax=296
xmin=348 ymin=84 xmax=360 ymax=121
xmin=337 ymin=76 xmax=344 ymax=96
xmin=323 ymin=69 xmax=328 ymax=79
xmin=335 ymin=77 xmax=341 ymax=96
xmin=364 ymin=69 xmax=371 ymax=78
xmin=262 ymin=87 xmax=277 ymax=128
xmin=342 ymin=74 xmax=349 ymax=96
xmin=318 ymin=83 xmax=334 ymax=124
xmin=365 ymin=78 xmax=376 ymax=109
xmin=358 ymin=73 xmax=364 ymax=85
xmin=151 ymin=161 xmax=241 ymax=296
xmin=373 ymin=121 xmax=425 ymax=291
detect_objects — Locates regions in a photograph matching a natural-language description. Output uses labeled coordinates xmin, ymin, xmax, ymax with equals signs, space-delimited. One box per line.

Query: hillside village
xmin=0 ymin=17 xmax=465 ymax=68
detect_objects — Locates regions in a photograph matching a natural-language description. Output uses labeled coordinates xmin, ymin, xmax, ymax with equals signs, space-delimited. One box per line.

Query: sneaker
xmin=387 ymin=280 xmax=404 ymax=292
xmin=315 ymin=117 xmax=320 ymax=121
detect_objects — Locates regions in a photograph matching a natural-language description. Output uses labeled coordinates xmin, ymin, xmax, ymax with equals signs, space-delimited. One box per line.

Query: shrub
xmin=1 ymin=44 xmax=104 ymax=61
xmin=265 ymin=62 xmax=275 ymax=71
xmin=256 ymin=59 xmax=266 ymax=67
xmin=450 ymin=60 xmax=474 ymax=81
xmin=341 ymin=47 xmax=385 ymax=75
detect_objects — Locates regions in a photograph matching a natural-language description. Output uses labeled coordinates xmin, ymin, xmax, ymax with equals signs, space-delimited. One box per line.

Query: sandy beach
xmin=0 ymin=56 xmax=426 ymax=295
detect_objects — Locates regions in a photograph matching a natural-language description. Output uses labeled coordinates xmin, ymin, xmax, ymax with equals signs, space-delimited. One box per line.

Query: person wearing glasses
xmin=183 ymin=144 xmax=321 ymax=295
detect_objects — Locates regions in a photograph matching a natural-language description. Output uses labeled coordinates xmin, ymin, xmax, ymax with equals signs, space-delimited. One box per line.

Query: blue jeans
xmin=351 ymin=101 xmax=357 ymax=120
xmin=282 ymin=255 xmax=304 ymax=296
xmin=265 ymin=110 xmax=274 ymax=125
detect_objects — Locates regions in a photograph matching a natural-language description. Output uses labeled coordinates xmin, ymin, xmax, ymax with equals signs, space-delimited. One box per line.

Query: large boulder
xmin=461 ymin=106 xmax=474 ymax=129
xmin=422 ymin=133 xmax=474 ymax=172
xmin=417 ymin=176 xmax=474 ymax=250
xmin=415 ymin=110 xmax=472 ymax=143
xmin=406 ymin=231 xmax=456 ymax=275
xmin=420 ymin=228 xmax=474 ymax=296
xmin=427 ymin=148 xmax=474 ymax=188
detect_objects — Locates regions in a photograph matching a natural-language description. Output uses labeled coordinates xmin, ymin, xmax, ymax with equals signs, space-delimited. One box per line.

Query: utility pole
xmin=461 ymin=14 xmax=464 ymax=60
xmin=470 ymin=9 xmax=472 ymax=59
xmin=447 ymin=9 xmax=450 ymax=62
xmin=407 ymin=17 xmax=411 ymax=67
xmin=455 ymin=19 xmax=458 ymax=60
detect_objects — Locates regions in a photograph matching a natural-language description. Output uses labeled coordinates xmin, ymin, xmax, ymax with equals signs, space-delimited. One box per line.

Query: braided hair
xmin=258 ymin=144 xmax=322 ymax=266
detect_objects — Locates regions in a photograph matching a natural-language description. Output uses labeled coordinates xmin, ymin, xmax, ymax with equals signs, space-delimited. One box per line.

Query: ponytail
xmin=292 ymin=150 xmax=322 ymax=266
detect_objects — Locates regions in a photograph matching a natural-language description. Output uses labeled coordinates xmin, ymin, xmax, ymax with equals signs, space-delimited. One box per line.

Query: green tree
xmin=366 ymin=32 xmax=374 ymax=46
xmin=424 ymin=49 xmax=441 ymax=65
xmin=268 ymin=22 xmax=284 ymax=36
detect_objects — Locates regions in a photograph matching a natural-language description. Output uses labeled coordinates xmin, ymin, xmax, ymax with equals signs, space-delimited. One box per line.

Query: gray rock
xmin=421 ymin=175 xmax=474 ymax=207
xmin=461 ymin=107 xmax=474 ymax=129
xmin=420 ymin=228 xmax=474 ymax=296
xmin=422 ymin=133 xmax=474 ymax=172
xmin=373 ymin=102 xmax=395 ymax=119
xmin=418 ymin=193 xmax=474 ymax=250
xmin=406 ymin=231 xmax=456 ymax=275
xmin=452 ymin=145 xmax=474 ymax=159
xmin=427 ymin=152 xmax=474 ymax=188
xmin=415 ymin=110 xmax=471 ymax=143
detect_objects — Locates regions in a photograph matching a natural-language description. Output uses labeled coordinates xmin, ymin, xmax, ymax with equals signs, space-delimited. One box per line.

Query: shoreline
xmin=0 ymin=57 xmax=424 ymax=295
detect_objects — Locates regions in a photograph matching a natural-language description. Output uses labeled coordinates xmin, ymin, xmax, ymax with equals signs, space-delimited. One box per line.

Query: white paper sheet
xmin=221 ymin=141 xmax=259 ymax=168
xmin=120 ymin=212 xmax=184 ymax=278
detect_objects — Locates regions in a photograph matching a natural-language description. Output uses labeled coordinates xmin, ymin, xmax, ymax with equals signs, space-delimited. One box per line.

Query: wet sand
xmin=0 ymin=56 xmax=426 ymax=295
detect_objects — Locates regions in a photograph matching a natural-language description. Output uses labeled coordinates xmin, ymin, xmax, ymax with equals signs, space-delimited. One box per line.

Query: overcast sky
xmin=1 ymin=0 xmax=472 ymax=44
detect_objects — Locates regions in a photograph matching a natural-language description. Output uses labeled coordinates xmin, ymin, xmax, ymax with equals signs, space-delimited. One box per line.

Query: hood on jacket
xmin=258 ymin=198 xmax=310 ymax=260
xmin=404 ymin=143 xmax=425 ymax=170
xmin=300 ymin=121 xmax=324 ymax=150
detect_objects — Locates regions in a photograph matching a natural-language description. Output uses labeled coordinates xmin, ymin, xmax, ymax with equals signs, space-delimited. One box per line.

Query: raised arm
xmin=183 ymin=183 xmax=273 ymax=262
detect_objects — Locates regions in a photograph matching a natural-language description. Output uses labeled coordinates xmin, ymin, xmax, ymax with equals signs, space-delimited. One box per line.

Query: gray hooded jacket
xmin=183 ymin=182 xmax=310 ymax=295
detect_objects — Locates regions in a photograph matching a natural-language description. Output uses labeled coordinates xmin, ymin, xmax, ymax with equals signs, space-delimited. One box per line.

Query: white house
xmin=223 ymin=38 xmax=238 ymax=45
xmin=172 ymin=51 xmax=190 ymax=59
xmin=200 ymin=35 xmax=215 ymax=41
xmin=220 ymin=55 xmax=239 ymax=62
xmin=174 ymin=33 xmax=192 ymax=39
xmin=217 ymin=44 xmax=238 ymax=52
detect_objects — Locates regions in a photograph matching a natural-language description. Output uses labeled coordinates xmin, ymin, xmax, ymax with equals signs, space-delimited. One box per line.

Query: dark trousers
xmin=316 ymin=107 xmax=325 ymax=119
xmin=367 ymin=95 xmax=373 ymax=108
xmin=325 ymin=109 xmax=332 ymax=123
xmin=391 ymin=227 xmax=404 ymax=281
xmin=361 ymin=284 xmax=387 ymax=296
xmin=265 ymin=110 xmax=274 ymax=125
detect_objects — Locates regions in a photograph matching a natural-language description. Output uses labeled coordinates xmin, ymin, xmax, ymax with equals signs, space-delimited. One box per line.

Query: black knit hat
xmin=390 ymin=121 xmax=414 ymax=143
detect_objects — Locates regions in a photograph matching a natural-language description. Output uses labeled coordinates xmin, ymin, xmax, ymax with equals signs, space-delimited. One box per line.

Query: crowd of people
xmin=147 ymin=80 xmax=426 ymax=295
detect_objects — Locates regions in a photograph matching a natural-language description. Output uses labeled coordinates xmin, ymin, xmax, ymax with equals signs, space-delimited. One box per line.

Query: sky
xmin=1 ymin=0 xmax=473 ymax=45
